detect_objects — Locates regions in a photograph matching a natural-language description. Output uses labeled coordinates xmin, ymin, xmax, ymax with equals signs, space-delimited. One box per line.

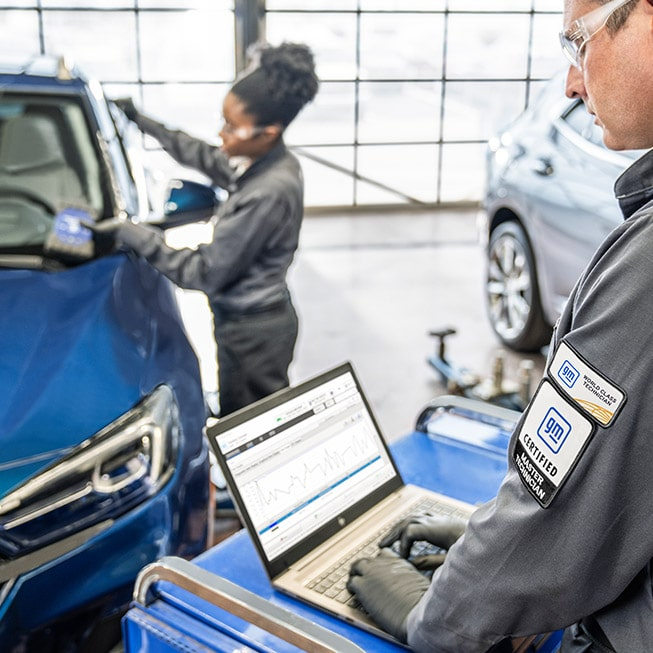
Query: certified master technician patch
xmin=514 ymin=380 xmax=593 ymax=508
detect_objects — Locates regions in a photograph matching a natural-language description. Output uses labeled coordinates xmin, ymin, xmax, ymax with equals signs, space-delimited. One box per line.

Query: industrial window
xmin=0 ymin=0 xmax=563 ymax=210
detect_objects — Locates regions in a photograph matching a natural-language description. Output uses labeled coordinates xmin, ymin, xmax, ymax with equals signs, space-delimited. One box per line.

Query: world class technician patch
xmin=548 ymin=341 xmax=625 ymax=426
xmin=514 ymin=380 xmax=593 ymax=508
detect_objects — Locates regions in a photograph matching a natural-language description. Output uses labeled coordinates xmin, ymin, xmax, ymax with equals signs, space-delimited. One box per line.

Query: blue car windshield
xmin=0 ymin=94 xmax=105 ymax=251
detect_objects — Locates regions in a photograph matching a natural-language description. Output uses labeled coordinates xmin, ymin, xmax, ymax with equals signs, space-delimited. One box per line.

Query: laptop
xmin=207 ymin=361 xmax=476 ymax=643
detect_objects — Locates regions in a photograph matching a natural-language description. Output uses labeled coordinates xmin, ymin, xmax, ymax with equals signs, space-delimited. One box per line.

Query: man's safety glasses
xmin=559 ymin=0 xmax=635 ymax=69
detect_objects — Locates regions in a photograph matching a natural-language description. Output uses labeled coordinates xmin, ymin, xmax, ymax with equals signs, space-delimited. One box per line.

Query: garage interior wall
xmin=1 ymin=0 xmax=563 ymax=210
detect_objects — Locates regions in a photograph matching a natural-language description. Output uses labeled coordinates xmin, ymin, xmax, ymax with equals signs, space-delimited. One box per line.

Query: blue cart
xmin=122 ymin=396 xmax=562 ymax=653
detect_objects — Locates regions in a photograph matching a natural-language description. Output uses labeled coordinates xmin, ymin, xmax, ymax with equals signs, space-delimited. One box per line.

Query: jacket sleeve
xmin=132 ymin=112 xmax=233 ymax=188
xmin=407 ymin=216 xmax=653 ymax=652
xmin=116 ymin=188 xmax=291 ymax=299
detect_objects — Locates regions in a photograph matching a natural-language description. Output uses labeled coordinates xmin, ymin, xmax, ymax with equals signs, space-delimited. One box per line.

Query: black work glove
xmin=347 ymin=549 xmax=430 ymax=642
xmin=113 ymin=97 xmax=139 ymax=121
xmin=379 ymin=513 xmax=466 ymax=570
xmin=82 ymin=217 xmax=128 ymax=253
xmin=85 ymin=217 xmax=124 ymax=234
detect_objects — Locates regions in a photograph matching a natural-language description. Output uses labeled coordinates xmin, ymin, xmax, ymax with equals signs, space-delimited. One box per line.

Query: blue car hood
xmin=0 ymin=255 xmax=164 ymax=497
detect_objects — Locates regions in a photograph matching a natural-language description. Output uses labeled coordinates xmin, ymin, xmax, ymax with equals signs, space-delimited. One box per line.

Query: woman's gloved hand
xmin=379 ymin=513 xmax=467 ymax=570
xmin=84 ymin=217 xmax=155 ymax=253
xmin=113 ymin=97 xmax=139 ymax=121
xmin=347 ymin=548 xmax=430 ymax=642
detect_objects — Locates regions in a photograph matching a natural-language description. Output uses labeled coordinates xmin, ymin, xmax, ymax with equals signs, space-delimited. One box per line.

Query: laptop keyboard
xmin=305 ymin=496 xmax=469 ymax=608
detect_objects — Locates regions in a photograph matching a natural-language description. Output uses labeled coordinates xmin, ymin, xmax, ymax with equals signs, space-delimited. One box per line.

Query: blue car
xmin=0 ymin=56 xmax=217 ymax=652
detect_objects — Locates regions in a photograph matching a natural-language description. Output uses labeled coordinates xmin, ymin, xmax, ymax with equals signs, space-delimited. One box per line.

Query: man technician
xmin=347 ymin=1 xmax=653 ymax=651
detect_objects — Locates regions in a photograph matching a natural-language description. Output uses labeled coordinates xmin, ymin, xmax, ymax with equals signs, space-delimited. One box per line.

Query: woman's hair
xmin=231 ymin=42 xmax=319 ymax=128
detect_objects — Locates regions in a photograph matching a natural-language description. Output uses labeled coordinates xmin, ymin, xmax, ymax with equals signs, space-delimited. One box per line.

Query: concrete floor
xmin=288 ymin=207 xmax=545 ymax=443
xmin=173 ymin=206 xmax=546 ymax=443
xmin=174 ymin=206 xmax=548 ymax=542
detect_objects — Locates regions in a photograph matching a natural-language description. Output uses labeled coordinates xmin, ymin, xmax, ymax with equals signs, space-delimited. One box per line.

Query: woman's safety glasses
xmin=221 ymin=123 xmax=266 ymax=140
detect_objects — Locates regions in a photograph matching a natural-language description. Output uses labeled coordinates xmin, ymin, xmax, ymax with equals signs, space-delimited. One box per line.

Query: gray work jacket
xmin=117 ymin=114 xmax=304 ymax=315
xmin=407 ymin=149 xmax=653 ymax=652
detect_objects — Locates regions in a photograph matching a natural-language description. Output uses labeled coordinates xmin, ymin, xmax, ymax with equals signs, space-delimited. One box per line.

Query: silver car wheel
xmin=486 ymin=221 xmax=550 ymax=352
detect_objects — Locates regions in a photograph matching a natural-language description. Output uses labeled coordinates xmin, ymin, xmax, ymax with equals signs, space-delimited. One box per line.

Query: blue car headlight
xmin=0 ymin=385 xmax=179 ymax=558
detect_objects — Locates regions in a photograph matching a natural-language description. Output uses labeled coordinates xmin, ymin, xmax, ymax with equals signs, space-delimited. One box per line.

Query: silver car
xmin=482 ymin=72 xmax=639 ymax=352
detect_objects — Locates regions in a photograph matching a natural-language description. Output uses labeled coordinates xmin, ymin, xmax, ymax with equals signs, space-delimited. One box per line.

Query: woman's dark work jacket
xmin=117 ymin=114 xmax=303 ymax=316
xmin=115 ymin=115 xmax=304 ymax=414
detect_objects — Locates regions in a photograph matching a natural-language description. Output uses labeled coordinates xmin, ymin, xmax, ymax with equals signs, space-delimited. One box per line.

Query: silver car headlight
xmin=0 ymin=385 xmax=179 ymax=558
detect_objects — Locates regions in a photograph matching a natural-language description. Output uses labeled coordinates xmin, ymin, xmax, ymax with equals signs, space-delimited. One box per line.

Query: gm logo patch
xmin=557 ymin=359 xmax=579 ymax=388
xmin=516 ymin=381 xmax=593 ymax=507
xmin=537 ymin=407 xmax=571 ymax=453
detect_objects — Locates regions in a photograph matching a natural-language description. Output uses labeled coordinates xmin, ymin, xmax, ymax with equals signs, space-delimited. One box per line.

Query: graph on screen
xmin=247 ymin=416 xmax=379 ymax=527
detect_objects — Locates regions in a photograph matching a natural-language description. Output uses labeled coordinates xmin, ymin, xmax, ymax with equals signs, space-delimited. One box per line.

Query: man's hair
xmin=231 ymin=42 xmax=319 ymax=128
xmin=604 ymin=0 xmax=638 ymax=33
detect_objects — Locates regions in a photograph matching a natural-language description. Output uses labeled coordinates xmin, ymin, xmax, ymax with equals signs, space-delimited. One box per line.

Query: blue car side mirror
xmin=157 ymin=179 xmax=219 ymax=228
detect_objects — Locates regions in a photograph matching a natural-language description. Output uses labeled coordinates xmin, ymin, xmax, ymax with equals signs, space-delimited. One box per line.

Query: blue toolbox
xmin=123 ymin=396 xmax=561 ymax=653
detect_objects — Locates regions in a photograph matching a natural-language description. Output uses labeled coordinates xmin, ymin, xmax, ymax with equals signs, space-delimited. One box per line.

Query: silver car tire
xmin=486 ymin=221 xmax=551 ymax=352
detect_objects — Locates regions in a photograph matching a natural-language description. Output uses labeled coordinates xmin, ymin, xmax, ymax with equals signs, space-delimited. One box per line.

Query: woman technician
xmin=113 ymin=42 xmax=319 ymax=416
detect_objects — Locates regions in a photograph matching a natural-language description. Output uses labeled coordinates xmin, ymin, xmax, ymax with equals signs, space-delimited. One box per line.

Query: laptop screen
xmin=209 ymin=363 xmax=401 ymax=565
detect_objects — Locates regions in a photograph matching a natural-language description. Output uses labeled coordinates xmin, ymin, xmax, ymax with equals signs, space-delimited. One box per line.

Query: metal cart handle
xmin=133 ymin=555 xmax=367 ymax=653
